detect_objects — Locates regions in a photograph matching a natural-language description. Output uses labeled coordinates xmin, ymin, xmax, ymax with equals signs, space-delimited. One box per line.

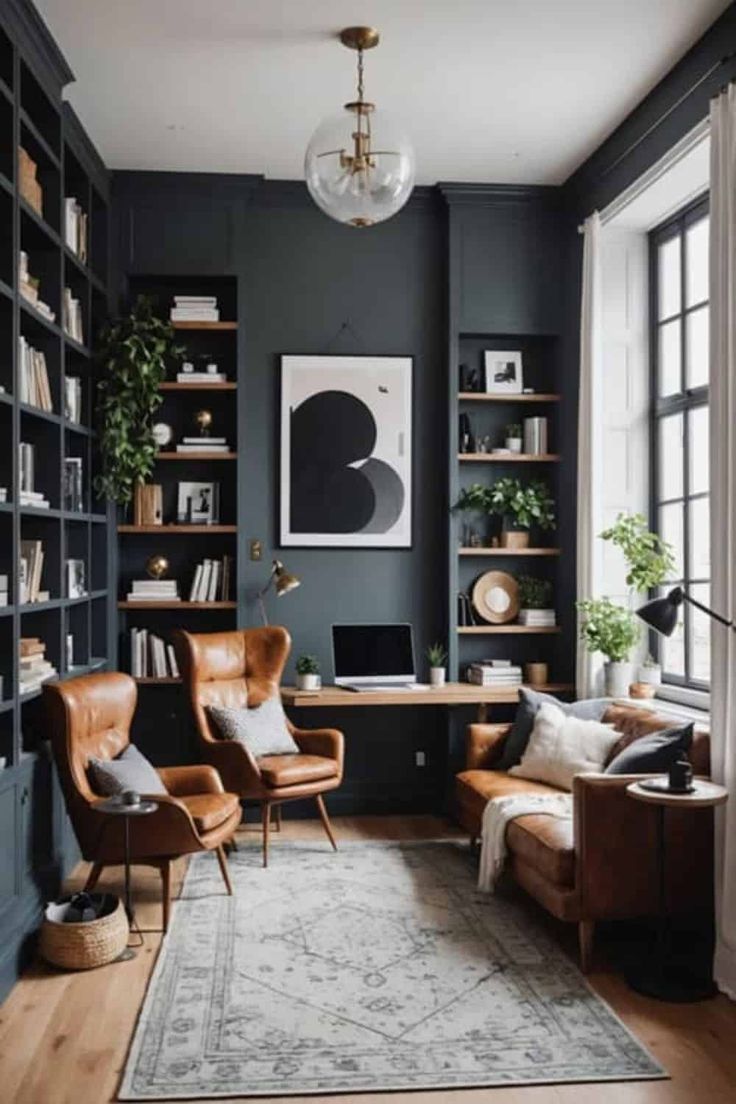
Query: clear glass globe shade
xmin=305 ymin=107 xmax=415 ymax=227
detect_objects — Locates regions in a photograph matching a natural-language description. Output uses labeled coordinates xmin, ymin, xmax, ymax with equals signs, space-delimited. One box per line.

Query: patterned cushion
xmin=207 ymin=697 xmax=300 ymax=756
xmin=88 ymin=743 xmax=167 ymax=796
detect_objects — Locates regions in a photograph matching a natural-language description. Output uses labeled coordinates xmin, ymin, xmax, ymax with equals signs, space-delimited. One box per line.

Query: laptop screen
xmin=332 ymin=624 xmax=415 ymax=682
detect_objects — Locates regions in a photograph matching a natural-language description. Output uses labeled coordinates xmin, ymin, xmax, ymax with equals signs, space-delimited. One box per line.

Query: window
xmin=650 ymin=196 xmax=709 ymax=691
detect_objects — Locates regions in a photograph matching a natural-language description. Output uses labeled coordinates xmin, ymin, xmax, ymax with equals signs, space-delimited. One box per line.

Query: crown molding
xmin=63 ymin=104 xmax=110 ymax=198
xmin=438 ymin=182 xmax=564 ymax=207
xmin=2 ymin=0 xmax=74 ymax=95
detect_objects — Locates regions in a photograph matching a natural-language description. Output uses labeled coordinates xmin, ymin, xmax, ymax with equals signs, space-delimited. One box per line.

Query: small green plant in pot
xmin=426 ymin=642 xmax=448 ymax=687
xmin=295 ymin=654 xmax=321 ymax=692
xmin=577 ymin=597 xmax=640 ymax=697
xmin=505 ymin=423 xmax=523 ymax=453
xmin=487 ymin=477 xmax=556 ymax=549
xmin=517 ymin=575 xmax=555 ymax=627
xmin=453 ymin=483 xmax=490 ymax=547
xmin=94 ymin=296 xmax=184 ymax=508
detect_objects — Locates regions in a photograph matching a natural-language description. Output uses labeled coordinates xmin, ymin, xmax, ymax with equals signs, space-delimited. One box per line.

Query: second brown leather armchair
xmin=174 ymin=626 xmax=344 ymax=866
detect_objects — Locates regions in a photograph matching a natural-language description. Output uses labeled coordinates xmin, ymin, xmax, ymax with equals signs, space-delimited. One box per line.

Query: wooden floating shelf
xmin=134 ymin=677 xmax=182 ymax=685
xmin=171 ymin=321 xmax=238 ymax=331
xmin=118 ymin=601 xmax=237 ymax=610
xmin=457 ymin=625 xmax=561 ymax=635
xmin=458 ymin=453 xmax=560 ymax=462
xmin=458 ymin=392 xmax=560 ymax=403
xmin=155 ymin=452 xmax=237 ymax=461
xmin=159 ymin=382 xmax=236 ymax=391
xmin=118 ymin=525 xmax=237 ymax=534
xmin=459 ymin=547 xmax=561 ymax=556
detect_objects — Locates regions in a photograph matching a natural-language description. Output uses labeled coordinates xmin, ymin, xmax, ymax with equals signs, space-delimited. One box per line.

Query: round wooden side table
xmin=93 ymin=797 xmax=159 ymax=960
xmin=626 ymin=778 xmax=727 ymax=1002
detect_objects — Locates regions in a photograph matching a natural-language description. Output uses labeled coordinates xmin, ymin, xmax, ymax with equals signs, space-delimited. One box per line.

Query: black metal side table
xmin=626 ymin=778 xmax=727 ymax=1002
xmin=93 ymin=796 xmax=159 ymax=960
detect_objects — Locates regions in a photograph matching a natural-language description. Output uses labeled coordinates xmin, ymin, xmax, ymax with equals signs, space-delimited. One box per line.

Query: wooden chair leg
xmin=161 ymin=859 xmax=171 ymax=933
xmin=84 ymin=861 xmax=104 ymax=893
xmin=315 ymin=794 xmax=338 ymax=852
xmin=261 ymin=803 xmax=271 ymax=868
xmin=273 ymin=805 xmax=282 ymax=832
xmin=215 ymin=845 xmax=233 ymax=896
xmin=578 ymin=920 xmax=595 ymax=973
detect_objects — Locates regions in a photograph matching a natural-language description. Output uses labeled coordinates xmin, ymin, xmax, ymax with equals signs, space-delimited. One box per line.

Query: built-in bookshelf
xmin=0 ymin=32 xmax=111 ymax=772
xmin=116 ymin=276 xmax=239 ymax=685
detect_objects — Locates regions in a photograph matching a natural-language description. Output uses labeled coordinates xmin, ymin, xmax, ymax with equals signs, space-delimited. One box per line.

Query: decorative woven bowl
xmin=39 ymin=894 xmax=128 ymax=970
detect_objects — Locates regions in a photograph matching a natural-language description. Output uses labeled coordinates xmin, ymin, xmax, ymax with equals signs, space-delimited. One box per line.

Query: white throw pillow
xmin=508 ymin=701 xmax=618 ymax=791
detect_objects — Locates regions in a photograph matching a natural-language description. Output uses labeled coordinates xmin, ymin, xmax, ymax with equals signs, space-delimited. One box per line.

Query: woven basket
xmin=18 ymin=147 xmax=43 ymax=216
xmin=39 ymin=894 xmax=129 ymax=970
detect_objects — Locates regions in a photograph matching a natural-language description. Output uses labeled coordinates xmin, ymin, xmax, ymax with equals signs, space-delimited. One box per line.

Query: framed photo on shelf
xmin=280 ymin=354 xmax=413 ymax=548
xmin=484 ymin=350 xmax=523 ymax=394
xmin=63 ymin=457 xmax=83 ymax=512
xmin=177 ymin=481 xmax=220 ymax=524
xmin=66 ymin=559 xmax=86 ymax=599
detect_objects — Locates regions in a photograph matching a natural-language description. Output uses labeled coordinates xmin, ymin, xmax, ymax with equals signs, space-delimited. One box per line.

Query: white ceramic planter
xmin=505 ymin=437 xmax=523 ymax=453
xmin=638 ymin=664 xmax=662 ymax=687
xmin=604 ymin=661 xmax=633 ymax=698
xmin=429 ymin=667 xmax=446 ymax=687
xmin=296 ymin=673 xmax=321 ymax=691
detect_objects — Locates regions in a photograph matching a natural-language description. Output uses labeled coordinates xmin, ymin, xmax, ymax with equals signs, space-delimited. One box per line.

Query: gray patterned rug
xmin=119 ymin=842 xmax=664 ymax=1099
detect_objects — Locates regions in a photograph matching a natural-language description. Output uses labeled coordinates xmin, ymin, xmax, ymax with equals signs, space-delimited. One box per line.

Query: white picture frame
xmin=66 ymin=559 xmax=86 ymax=600
xmin=483 ymin=350 xmax=523 ymax=394
xmin=177 ymin=482 xmax=219 ymax=524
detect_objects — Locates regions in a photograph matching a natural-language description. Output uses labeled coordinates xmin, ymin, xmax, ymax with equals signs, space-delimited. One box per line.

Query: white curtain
xmin=710 ymin=86 xmax=736 ymax=1000
xmin=576 ymin=213 xmax=603 ymax=698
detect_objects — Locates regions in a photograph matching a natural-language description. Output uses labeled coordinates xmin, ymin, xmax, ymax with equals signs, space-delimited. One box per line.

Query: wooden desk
xmin=281 ymin=682 xmax=574 ymax=722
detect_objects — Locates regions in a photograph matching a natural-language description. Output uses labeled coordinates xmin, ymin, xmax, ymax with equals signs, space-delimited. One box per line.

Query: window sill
xmin=612 ymin=689 xmax=710 ymax=727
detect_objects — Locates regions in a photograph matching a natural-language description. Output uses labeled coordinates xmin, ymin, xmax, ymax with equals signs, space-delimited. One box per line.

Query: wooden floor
xmin=1 ymin=815 xmax=736 ymax=1104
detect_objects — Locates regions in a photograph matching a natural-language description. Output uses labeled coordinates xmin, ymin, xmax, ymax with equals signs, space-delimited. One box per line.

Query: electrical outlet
xmin=415 ymin=751 xmax=426 ymax=767
xmin=250 ymin=539 xmax=263 ymax=562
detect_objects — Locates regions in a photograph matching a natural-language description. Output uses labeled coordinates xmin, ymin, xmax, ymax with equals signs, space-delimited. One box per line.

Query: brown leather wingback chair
xmin=174 ymin=626 xmax=344 ymax=866
xmin=44 ymin=671 xmax=241 ymax=930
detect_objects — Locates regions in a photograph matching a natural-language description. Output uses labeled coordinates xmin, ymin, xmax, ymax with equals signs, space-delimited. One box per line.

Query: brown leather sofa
xmin=174 ymin=626 xmax=344 ymax=866
xmin=44 ymin=672 xmax=241 ymax=930
xmin=455 ymin=703 xmax=713 ymax=971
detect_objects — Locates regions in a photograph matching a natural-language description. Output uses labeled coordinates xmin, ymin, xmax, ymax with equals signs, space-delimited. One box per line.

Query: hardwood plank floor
xmin=1 ymin=815 xmax=735 ymax=1103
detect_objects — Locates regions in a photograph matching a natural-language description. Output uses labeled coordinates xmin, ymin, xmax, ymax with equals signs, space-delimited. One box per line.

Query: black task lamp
xmin=257 ymin=559 xmax=300 ymax=625
xmin=636 ymin=586 xmax=734 ymax=637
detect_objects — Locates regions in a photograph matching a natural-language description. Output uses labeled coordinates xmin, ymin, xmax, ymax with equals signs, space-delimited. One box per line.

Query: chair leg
xmin=261 ymin=803 xmax=271 ymax=868
xmin=273 ymin=805 xmax=282 ymax=832
xmin=215 ymin=845 xmax=233 ymax=896
xmin=84 ymin=861 xmax=104 ymax=893
xmin=161 ymin=859 xmax=171 ymax=933
xmin=315 ymin=794 xmax=338 ymax=852
xmin=578 ymin=920 xmax=595 ymax=973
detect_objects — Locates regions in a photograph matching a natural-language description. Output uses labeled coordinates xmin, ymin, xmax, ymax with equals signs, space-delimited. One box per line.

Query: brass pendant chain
xmin=357 ymin=46 xmax=364 ymax=106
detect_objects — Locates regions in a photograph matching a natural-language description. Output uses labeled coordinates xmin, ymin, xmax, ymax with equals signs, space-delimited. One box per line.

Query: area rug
xmin=119 ymin=842 xmax=664 ymax=1099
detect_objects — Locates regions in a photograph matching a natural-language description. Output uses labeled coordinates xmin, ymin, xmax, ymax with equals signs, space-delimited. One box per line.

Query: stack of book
xmin=64 ymin=198 xmax=88 ymax=262
xmin=189 ymin=556 xmax=233 ymax=602
xmin=0 ymin=574 xmax=8 ymax=608
xmin=19 ymin=443 xmax=50 ymax=509
xmin=177 ymin=362 xmax=227 ymax=384
xmin=19 ymin=252 xmax=55 ymax=322
xmin=130 ymin=629 xmax=180 ymax=679
xmin=19 ymin=540 xmax=47 ymax=604
xmin=20 ymin=638 xmax=57 ymax=695
xmin=126 ymin=578 xmax=180 ymax=603
xmin=18 ymin=337 xmax=52 ymax=411
xmin=518 ymin=608 xmax=556 ymax=627
xmin=64 ymin=376 xmax=82 ymax=423
xmin=170 ymin=295 xmax=220 ymax=323
xmin=63 ymin=288 xmax=84 ymax=344
xmin=467 ymin=660 xmax=523 ymax=687
xmin=176 ymin=436 xmax=230 ymax=454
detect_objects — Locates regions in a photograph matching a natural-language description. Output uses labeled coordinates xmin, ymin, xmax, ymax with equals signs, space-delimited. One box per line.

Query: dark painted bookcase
xmin=0 ymin=2 xmax=112 ymax=1000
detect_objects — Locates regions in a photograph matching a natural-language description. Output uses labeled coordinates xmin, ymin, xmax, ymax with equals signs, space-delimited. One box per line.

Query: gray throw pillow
xmin=495 ymin=688 xmax=609 ymax=771
xmin=88 ymin=743 xmax=167 ymax=796
xmin=208 ymin=697 xmax=300 ymax=757
xmin=605 ymin=723 xmax=693 ymax=775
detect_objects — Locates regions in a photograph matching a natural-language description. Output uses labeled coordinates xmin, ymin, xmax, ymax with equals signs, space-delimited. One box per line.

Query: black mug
xmin=668 ymin=758 xmax=693 ymax=793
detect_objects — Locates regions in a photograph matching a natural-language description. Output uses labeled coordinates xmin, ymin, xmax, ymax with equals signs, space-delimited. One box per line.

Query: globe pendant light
xmin=305 ymin=26 xmax=415 ymax=228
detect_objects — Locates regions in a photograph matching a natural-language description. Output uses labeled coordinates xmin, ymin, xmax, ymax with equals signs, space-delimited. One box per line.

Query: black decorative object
xmin=668 ymin=758 xmax=694 ymax=793
xmin=460 ymin=363 xmax=480 ymax=392
xmin=459 ymin=413 xmax=475 ymax=454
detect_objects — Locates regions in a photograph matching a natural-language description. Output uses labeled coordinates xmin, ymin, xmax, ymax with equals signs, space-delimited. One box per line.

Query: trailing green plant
xmin=505 ymin=423 xmax=522 ymax=438
xmin=426 ymin=642 xmax=448 ymax=668
xmin=94 ymin=296 xmax=184 ymax=506
xmin=453 ymin=483 xmax=489 ymax=513
xmin=487 ymin=477 xmax=556 ymax=531
xmin=576 ymin=597 xmax=640 ymax=663
xmin=599 ymin=512 xmax=675 ymax=592
xmin=517 ymin=575 xmax=553 ymax=609
xmin=295 ymin=654 xmax=320 ymax=675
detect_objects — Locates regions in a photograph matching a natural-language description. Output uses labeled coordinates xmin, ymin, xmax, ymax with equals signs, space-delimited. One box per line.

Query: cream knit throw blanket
xmin=478 ymin=792 xmax=573 ymax=892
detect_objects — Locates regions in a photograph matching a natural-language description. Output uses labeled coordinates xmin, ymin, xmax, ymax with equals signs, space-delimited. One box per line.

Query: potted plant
xmin=453 ymin=483 xmax=490 ymax=546
xmin=295 ymin=654 xmax=321 ymax=691
xmin=517 ymin=575 xmax=555 ymax=627
xmin=426 ymin=642 xmax=448 ymax=687
xmin=577 ymin=597 xmax=640 ymax=696
xmin=487 ymin=477 xmax=556 ymax=549
xmin=505 ymin=423 xmax=523 ymax=453
xmin=94 ymin=296 xmax=184 ymax=507
xmin=600 ymin=513 xmax=675 ymax=592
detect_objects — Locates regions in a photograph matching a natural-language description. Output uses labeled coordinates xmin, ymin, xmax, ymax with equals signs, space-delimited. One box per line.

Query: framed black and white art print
xmin=280 ymin=355 xmax=412 ymax=548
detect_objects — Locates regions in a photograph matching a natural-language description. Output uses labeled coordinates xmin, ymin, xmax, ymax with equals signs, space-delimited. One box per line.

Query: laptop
xmin=332 ymin=623 xmax=419 ymax=692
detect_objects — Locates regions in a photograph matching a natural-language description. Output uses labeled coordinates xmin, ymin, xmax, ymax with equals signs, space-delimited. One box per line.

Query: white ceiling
xmin=37 ymin=0 xmax=730 ymax=186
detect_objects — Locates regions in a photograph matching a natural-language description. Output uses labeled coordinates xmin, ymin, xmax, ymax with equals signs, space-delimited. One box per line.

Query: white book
xmin=189 ymin=563 xmax=203 ymax=602
xmin=182 ymin=437 xmax=227 ymax=445
xmin=170 ymin=309 xmax=220 ymax=321
xmin=175 ymin=373 xmax=226 ymax=383
xmin=174 ymin=296 xmax=218 ymax=305
xmin=207 ymin=560 xmax=220 ymax=602
xmin=131 ymin=628 xmax=139 ymax=677
xmin=198 ymin=560 xmax=212 ymax=602
xmin=131 ymin=581 xmax=178 ymax=592
xmin=166 ymin=644 xmax=180 ymax=679
xmin=175 ymin=444 xmax=230 ymax=453
xmin=126 ymin=593 xmax=181 ymax=602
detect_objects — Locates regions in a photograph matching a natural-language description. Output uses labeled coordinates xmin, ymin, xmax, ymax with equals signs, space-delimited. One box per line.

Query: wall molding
xmin=2 ymin=0 xmax=74 ymax=93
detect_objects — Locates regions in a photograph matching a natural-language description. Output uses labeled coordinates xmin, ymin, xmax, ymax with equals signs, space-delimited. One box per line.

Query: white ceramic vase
xmin=296 ymin=673 xmax=321 ymax=691
xmin=604 ymin=661 xmax=633 ymax=698
xmin=429 ymin=667 xmax=446 ymax=687
xmin=505 ymin=437 xmax=523 ymax=453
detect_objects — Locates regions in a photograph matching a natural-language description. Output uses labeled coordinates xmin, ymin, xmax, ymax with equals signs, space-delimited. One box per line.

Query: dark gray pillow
xmin=88 ymin=743 xmax=167 ymax=796
xmin=605 ymin=723 xmax=693 ymax=775
xmin=496 ymin=688 xmax=609 ymax=771
xmin=208 ymin=697 xmax=300 ymax=757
